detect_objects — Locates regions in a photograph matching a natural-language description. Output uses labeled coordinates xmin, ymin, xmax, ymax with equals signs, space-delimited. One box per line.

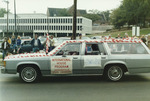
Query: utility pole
xmin=3 ymin=0 xmax=9 ymax=36
xmin=14 ymin=0 xmax=17 ymax=36
xmin=72 ymin=0 xmax=77 ymax=40
xmin=47 ymin=8 xmax=50 ymax=34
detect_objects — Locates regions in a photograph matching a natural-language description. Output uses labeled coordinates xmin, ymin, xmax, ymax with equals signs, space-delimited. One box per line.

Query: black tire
xmin=19 ymin=65 xmax=40 ymax=83
xmin=104 ymin=65 xmax=124 ymax=82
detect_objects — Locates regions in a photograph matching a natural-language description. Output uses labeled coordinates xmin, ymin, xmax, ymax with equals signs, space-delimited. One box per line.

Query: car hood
xmin=4 ymin=52 xmax=48 ymax=60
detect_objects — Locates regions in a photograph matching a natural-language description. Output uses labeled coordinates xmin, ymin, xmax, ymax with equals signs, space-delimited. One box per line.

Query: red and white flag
xmin=46 ymin=33 xmax=49 ymax=54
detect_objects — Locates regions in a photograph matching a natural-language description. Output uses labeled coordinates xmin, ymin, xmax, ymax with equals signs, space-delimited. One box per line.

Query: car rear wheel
xmin=105 ymin=65 xmax=124 ymax=81
xmin=19 ymin=66 xmax=39 ymax=83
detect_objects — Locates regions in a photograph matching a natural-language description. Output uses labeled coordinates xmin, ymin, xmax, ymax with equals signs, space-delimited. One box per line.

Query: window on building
xmin=78 ymin=26 xmax=80 ymax=30
xmin=61 ymin=19 xmax=63 ymax=23
xmin=44 ymin=19 xmax=46 ymax=23
xmin=70 ymin=26 xmax=72 ymax=30
xmin=63 ymin=26 xmax=65 ymax=30
xmin=63 ymin=19 xmax=65 ymax=23
xmin=45 ymin=26 xmax=47 ymax=30
xmin=32 ymin=19 xmax=34 ymax=23
xmin=80 ymin=26 xmax=82 ymax=31
xmin=59 ymin=19 xmax=60 ymax=23
xmin=56 ymin=26 xmax=58 ymax=30
xmin=54 ymin=19 xmax=55 ymax=23
xmin=49 ymin=26 xmax=51 ymax=30
xmin=78 ymin=18 xmax=80 ymax=23
xmin=56 ymin=19 xmax=58 ymax=23
xmin=52 ymin=19 xmax=53 ymax=23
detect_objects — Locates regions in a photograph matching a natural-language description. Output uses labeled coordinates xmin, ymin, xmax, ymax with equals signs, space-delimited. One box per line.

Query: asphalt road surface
xmin=1 ymin=70 xmax=150 ymax=101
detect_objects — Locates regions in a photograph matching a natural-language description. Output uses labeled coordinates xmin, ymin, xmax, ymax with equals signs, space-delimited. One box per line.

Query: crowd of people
xmin=1 ymin=34 xmax=56 ymax=60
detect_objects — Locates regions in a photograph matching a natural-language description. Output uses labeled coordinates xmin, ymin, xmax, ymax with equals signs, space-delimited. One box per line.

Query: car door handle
xmin=101 ymin=56 xmax=106 ymax=59
xmin=73 ymin=57 xmax=78 ymax=59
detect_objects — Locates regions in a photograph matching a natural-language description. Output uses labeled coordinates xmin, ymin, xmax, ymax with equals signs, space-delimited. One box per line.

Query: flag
xmin=46 ymin=33 xmax=49 ymax=54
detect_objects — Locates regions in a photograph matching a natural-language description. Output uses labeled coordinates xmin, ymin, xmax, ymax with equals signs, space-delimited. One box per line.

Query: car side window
xmin=56 ymin=43 xmax=81 ymax=55
xmin=108 ymin=43 xmax=148 ymax=54
xmin=85 ymin=44 xmax=101 ymax=55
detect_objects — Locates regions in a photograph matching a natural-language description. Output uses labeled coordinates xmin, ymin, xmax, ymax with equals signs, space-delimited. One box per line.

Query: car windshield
xmin=40 ymin=38 xmax=46 ymax=42
xmin=21 ymin=36 xmax=31 ymax=39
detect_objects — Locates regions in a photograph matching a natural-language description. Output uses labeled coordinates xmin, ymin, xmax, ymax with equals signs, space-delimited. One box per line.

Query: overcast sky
xmin=0 ymin=0 xmax=122 ymax=14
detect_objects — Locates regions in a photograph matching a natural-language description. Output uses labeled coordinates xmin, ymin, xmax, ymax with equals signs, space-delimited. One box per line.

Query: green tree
xmin=86 ymin=9 xmax=110 ymax=24
xmin=0 ymin=8 xmax=7 ymax=17
xmin=110 ymin=6 xmax=126 ymax=29
xmin=122 ymin=0 xmax=150 ymax=27
xmin=110 ymin=0 xmax=150 ymax=28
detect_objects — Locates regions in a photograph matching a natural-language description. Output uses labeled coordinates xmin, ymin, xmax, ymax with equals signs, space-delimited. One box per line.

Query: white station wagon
xmin=1 ymin=39 xmax=150 ymax=83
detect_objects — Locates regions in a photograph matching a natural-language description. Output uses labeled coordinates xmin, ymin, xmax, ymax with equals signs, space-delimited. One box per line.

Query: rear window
xmin=108 ymin=43 xmax=148 ymax=54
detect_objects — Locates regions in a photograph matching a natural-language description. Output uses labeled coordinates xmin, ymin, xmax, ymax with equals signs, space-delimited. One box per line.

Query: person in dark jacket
xmin=2 ymin=37 xmax=10 ymax=60
xmin=31 ymin=34 xmax=41 ymax=52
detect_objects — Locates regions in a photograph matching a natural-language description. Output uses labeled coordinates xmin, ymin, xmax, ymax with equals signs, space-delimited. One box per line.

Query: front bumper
xmin=0 ymin=67 xmax=6 ymax=74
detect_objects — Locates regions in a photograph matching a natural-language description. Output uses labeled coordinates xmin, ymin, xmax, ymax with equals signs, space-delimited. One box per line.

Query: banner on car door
xmin=51 ymin=57 xmax=72 ymax=74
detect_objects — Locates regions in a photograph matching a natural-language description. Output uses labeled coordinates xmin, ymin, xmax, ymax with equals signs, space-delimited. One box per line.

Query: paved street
xmin=1 ymin=71 xmax=150 ymax=101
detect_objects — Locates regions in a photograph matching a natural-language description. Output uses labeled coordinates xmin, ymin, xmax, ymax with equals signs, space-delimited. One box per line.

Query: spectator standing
xmin=11 ymin=35 xmax=16 ymax=53
xmin=141 ymin=35 xmax=147 ymax=45
xmin=31 ymin=34 xmax=41 ymax=52
xmin=124 ymin=33 xmax=129 ymax=39
xmin=79 ymin=34 xmax=82 ymax=39
xmin=49 ymin=35 xmax=55 ymax=51
xmin=116 ymin=34 xmax=122 ymax=39
xmin=147 ymin=35 xmax=150 ymax=49
xmin=16 ymin=36 xmax=21 ymax=53
xmin=2 ymin=37 xmax=10 ymax=60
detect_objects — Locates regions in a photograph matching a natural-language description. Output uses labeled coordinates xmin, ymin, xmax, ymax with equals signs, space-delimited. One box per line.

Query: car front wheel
xmin=19 ymin=66 xmax=39 ymax=83
xmin=105 ymin=65 xmax=124 ymax=82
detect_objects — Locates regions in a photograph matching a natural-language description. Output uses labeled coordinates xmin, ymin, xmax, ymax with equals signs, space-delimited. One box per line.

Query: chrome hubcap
xmin=21 ymin=67 xmax=37 ymax=82
xmin=108 ymin=66 xmax=123 ymax=81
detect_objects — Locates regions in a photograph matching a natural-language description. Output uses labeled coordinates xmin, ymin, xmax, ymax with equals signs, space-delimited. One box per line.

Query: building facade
xmin=0 ymin=13 xmax=92 ymax=38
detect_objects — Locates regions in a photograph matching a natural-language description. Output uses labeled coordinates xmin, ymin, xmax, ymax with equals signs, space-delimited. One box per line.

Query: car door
xmin=80 ymin=42 xmax=106 ymax=74
xmin=125 ymin=43 xmax=150 ymax=73
xmin=50 ymin=43 xmax=82 ymax=74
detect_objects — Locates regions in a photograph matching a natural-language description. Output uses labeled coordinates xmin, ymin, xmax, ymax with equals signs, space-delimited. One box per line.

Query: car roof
xmin=62 ymin=38 xmax=142 ymax=43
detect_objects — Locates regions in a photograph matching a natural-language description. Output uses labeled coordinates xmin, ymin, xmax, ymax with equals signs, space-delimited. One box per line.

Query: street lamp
xmin=3 ymin=0 xmax=9 ymax=36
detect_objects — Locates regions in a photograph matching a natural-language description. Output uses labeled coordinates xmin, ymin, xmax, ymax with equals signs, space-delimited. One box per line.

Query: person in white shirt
xmin=49 ymin=35 xmax=55 ymax=51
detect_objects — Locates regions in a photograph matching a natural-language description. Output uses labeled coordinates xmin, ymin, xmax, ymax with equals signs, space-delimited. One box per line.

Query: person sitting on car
xmin=31 ymin=34 xmax=41 ymax=52
xmin=16 ymin=36 xmax=21 ymax=54
xmin=11 ymin=35 xmax=16 ymax=54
